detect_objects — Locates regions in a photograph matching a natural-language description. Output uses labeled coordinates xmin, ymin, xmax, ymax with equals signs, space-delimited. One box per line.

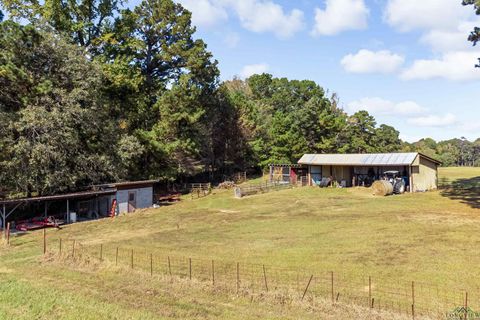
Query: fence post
xmin=411 ymin=281 xmax=415 ymax=320
xmin=150 ymin=253 xmax=153 ymax=276
xmin=43 ymin=228 xmax=46 ymax=254
xmin=115 ymin=247 xmax=119 ymax=266
xmin=263 ymin=265 xmax=268 ymax=292
xmin=72 ymin=240 xmax=76 ymax=258
xmin=331 ymin=271 xmax=334 ymax=304
xmin=168 ymin=256 xmax=172 ymax=276
xmin=465 ymin=291 xmax=468 ymax=319
xmin=236 ymin=262 xmax=240 ymax=293
xmin=212 ymin=260 xmax=215 ymax=286
xmin=189 ymin=258 xmax=192 ymax=280
xmin=369 ymin=276 xmax=372 ymax=308
xmin=302 ymin=275 xmax=314 ymax=300
xmin=100 ymin=244 xmax=103 ymax=261
xmin=59 ymin=238 xmax=62 ymax=254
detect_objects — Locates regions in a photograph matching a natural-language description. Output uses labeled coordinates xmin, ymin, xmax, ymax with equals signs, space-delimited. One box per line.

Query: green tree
xmin=103 ymin=0 xmax=219 ymax=179
xmin=339 ymin=111 xmax=377 ymax=153
xmin=0 ymin=22 xmax=120 ymax=196
xmin=463 ymin=0 xmax=480 ymax=66
xmin=0 ymin=0 xmax=121 ymax=54
xmin=374 ymin=124 xmax=401 ymax=153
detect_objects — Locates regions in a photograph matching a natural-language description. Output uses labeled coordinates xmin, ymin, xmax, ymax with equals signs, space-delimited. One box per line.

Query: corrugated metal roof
xmin=297 ymin=153 xmax=419 ymax=166
xmin=0 ymin=189 xmax=116 ymax=205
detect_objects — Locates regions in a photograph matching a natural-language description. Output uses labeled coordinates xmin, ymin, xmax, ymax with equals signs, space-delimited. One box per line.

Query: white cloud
xmin=407 ymin=113 xmax=457 ymax=127
xmin=341 ymin=50 xmax=404 ymax=74
xmin=384 ymin=0 xmax=471 ymax=32
xmin=347 ymin=97 xmax=427 ymax=116
xmin=177 ymin=0 xmax=228 ymax=28
xmin=229 ymin=0 xmax=304 ymax=39
xmin=401 ymin=51 xmax=480 ymax=81
xmin=420 ymin=21 xmax=478 ymax=52
xmin=240 ymin=63 xmax=269 ymax=79
xmin=311 ymin=0 xmax=369 ymax=36
xmin=177 ymin=0 xmax=304 ymax=38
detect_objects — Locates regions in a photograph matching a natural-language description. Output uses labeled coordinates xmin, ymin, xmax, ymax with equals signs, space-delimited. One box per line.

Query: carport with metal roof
xmin=297 ymin=152 xmax=441 ymax=192
xmin=0 ymin=189 xmax=116 ymax=231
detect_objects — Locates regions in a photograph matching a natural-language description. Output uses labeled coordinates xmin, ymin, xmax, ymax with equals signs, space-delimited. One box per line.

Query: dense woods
xmin=0 ymin=0 xmax=477 ymax=197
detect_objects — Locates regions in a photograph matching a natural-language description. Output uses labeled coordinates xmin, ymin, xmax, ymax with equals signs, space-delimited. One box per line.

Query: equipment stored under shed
xmin=296 ymin=152 xmax=441 ymax=192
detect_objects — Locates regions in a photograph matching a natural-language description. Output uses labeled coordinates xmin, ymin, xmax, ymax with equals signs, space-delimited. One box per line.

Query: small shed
xmin=105 ymin=180 xmax=155 ymax=214
xmin=297 ymin=152 xmax=441 ymax=192
xmin=0 ymin=180 xmax=157 ymax=230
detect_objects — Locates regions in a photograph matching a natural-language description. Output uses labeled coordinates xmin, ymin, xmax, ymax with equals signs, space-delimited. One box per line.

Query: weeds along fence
xmin=234 ymin=181 xmax=293 ymax=198
xmin=46 ymin=236 xmax=475 ymax=319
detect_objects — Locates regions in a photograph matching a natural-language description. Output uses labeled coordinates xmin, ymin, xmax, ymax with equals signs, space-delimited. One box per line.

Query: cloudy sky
xmin=175 ymin=0 xmax=480 ymax=142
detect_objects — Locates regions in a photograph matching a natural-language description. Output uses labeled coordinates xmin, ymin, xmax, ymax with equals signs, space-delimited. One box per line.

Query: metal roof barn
xmin=298 ymin=153 xmax=419 ymax=166
xmin=290 ymin=152 xmax=441 ymax=193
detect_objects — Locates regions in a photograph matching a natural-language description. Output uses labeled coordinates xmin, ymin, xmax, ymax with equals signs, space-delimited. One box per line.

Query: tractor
xmin=383 ymin=170 xmax=406 ymax=194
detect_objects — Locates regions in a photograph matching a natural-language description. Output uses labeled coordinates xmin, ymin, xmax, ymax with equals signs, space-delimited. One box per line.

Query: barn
xmin=297 ymin=152 xmax=441 ymax=192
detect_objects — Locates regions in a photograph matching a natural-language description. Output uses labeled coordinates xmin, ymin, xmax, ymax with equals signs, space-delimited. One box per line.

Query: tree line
xmin=0 ymin=0 xmax=477 ymax=198
xmin=403 ymin=138 xmax=480 ymax=167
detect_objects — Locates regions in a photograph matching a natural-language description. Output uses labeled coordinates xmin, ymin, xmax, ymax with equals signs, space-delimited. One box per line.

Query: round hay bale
xmin=372 ymin=180 xmax=394 ymax=196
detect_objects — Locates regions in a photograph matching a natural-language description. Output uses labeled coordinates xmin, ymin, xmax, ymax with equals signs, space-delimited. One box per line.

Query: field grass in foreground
xmin=1 ymin=167 xmax=480 ymax=319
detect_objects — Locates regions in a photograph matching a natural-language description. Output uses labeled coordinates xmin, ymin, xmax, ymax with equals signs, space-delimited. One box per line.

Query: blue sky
xmin=176 ymin=0 xmax=480 ymax=142
xmin=2 ymin=0 xmax=479 ymax=142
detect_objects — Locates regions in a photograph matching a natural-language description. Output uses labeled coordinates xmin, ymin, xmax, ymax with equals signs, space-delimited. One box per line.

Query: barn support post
xmin=96 ymin=197 xmax=99 ymax=219
xmin=1 ymin=204 xmax=5 ymax=232
xmin=307 ymin=165 xmax=312 ymax=186
xmin=408 ymin=166 xmax=413 ymax=193
xmin=66 ymin=199 xmax=70 ymax=224
xmin=2 ymin=202 xmax=22 ymax=232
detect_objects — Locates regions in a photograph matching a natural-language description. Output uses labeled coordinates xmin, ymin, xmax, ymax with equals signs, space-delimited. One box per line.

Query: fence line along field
xmin=1 ymin=167 xmax=480 ymax=319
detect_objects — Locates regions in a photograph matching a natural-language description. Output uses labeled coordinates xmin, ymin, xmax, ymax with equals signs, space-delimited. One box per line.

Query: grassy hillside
xmin=1 ymin=167 xmax=480 ymax=319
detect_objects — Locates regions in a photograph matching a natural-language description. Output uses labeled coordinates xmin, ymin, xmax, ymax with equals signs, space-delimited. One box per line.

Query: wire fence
xmin=47 ymin=237 xmax=475 ymax=319
xmin=234 ymin=181 xmax=293 ymax=198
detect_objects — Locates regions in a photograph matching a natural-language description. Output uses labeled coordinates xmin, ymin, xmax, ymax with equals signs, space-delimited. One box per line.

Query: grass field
xmin=1 ymin=167 xmax=480 ymax=319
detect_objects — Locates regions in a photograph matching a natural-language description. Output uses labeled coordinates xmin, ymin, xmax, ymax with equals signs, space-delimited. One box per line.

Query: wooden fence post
xmin=43 ymin=228 xmax=46 ymax=254
xmin=212 ymin=260 xmax=215 ymax=286
xmin=115 ymin=247 xmax=119 ymax=266
xmin=331 ymin=271 xmax=334 ymax=304
xmin=100 ymin=244 xmax=103 ymax=261
xmin=59 ymin=238 xmax=62 ymax=254
xmin=236 ymin=262 xmax=240 ymax=293
xmin=168 ymin=256 xmax=172 ymax=276
xmin=150 ymin=253 xmax=153 ymax=276
xmin=465 ymin=291 xmax=468 ymax=320
xmin=369 ymin=276 xmax=372 ymax=308
xmin=263 ymin=265 xmax=268 ymax=292
xmin=411 ymin=281 xmax=415 ymax=320
xmin=189 ymin=258 xmax=192 ymax=280
xmin=302 ymin=275 xmax=314 ymax=300
xmin=72 ymin=240 xmax=76 ymax=258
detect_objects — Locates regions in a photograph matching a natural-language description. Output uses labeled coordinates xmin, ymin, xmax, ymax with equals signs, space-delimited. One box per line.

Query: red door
xmin=290 ymin=168 xmax=297 ymax=184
